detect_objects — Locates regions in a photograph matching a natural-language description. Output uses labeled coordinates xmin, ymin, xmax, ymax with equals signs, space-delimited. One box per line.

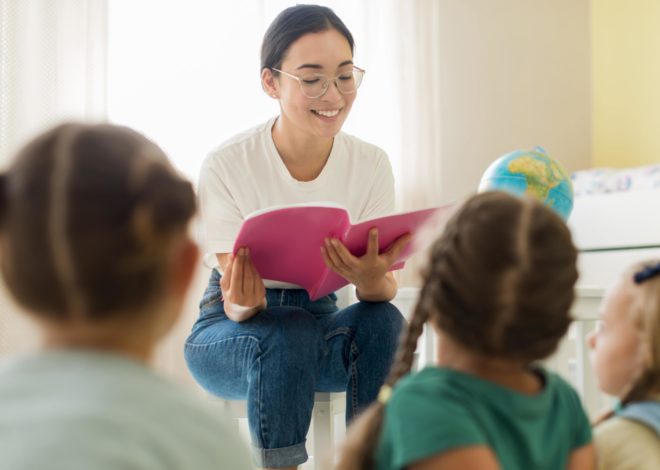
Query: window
xmin=107 ymin=0 xmax=400 ymax=183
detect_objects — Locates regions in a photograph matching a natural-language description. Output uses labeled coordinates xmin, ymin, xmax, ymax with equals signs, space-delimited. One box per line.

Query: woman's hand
xmin=321 ymin=229 xmax=411 ymax=302
xmin=218 ymin=248 xmax=266 ymax=322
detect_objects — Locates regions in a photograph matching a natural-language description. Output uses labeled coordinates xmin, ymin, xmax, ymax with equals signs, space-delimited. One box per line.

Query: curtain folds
xmin=0 ymin=0 xmax=108 ymax=356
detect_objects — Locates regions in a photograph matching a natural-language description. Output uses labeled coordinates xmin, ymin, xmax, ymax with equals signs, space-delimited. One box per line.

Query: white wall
xmin=432 ymin=0 xmax=591 ymax=201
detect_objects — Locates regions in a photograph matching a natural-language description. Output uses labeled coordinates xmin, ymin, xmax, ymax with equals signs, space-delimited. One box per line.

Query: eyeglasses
xmin=271 ymin=66 xmax=365 ymax=99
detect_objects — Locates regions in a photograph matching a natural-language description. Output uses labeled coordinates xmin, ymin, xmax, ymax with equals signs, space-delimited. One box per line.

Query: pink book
xmin=232 ymin=202 xmax=453 ymax=300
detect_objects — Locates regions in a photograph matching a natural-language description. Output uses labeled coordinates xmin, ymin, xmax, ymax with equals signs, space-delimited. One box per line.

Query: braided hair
xmin=0 ymin=123 xmax=196 ymax=322
xmin=337 ymin=191 xmax=578 ymax=469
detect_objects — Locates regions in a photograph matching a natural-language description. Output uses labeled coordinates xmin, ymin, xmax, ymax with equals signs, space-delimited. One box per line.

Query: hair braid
xmin=337 ymin=282 xmax=434 ymax=470
xmin=0 ymin=122 xmax=196 ymax=322
xmin=49 ymin=124 xmax=87 ymax=319
xmin=338 ymin=191 xmax=579 ymax=468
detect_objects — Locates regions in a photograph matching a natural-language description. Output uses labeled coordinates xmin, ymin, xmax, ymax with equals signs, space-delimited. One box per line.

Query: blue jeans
xmin=184 ymin=269 xmax=404 ymax=468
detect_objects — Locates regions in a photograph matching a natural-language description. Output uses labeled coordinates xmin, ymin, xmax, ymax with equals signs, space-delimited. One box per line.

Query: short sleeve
xmin=382 ymin=386 xmax=486 ymax=468
xmin=198 ymin=156 xmax=243 ymax=255
xmin=358 ymin=149 xmax=395 ymax=221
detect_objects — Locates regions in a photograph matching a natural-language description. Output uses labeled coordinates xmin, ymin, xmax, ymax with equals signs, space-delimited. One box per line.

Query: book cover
xmin=232 ymin=202 xmax=453 ymax=300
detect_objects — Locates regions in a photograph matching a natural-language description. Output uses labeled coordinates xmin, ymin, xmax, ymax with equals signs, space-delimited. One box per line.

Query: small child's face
xmin=587 ymin=279 xmax=644 ymax=398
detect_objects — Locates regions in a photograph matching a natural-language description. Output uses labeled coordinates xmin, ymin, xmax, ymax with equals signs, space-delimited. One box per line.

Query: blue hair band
xmin=633 ymin=263 xmax=660 ymax=284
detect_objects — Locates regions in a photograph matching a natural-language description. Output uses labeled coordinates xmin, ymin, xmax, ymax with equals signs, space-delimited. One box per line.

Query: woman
xmin=184 ymin=4 xmax=407 ymax=469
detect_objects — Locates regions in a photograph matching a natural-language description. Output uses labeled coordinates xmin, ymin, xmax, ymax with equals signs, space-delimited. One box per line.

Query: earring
xmin=271 ymin=94 xmax=278 ymax=98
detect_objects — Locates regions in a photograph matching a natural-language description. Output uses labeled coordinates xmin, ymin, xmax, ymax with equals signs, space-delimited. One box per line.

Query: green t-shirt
xmin=376 ymin=366 xmax=592 ymax=470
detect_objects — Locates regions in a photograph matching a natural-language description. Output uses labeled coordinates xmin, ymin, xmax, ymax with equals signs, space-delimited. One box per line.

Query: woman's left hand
xmin=321 ymin=229 xmax=411 ymax=301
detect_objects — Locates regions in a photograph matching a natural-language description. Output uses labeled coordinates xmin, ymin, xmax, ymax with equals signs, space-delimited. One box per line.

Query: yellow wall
xmin=592 ymin=0 xmax=660 ymax=167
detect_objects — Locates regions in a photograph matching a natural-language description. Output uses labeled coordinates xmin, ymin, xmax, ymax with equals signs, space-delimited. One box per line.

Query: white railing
xmin=353 ymin=286 xmax=612 ymax=418
xmin=219 ymin=286 xmax=611 ymax=469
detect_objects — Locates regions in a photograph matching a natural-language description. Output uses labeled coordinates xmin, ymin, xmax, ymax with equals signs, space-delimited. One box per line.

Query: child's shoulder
xmin=380 ymin=368 xmax=487 ymax=465
xmin=388 ymin=367 xmax=480 ymax=418
xmin=540 ymin=368 xmax=591 ymax=412
xmin=595 ymin=415 xmax=660 ymax=469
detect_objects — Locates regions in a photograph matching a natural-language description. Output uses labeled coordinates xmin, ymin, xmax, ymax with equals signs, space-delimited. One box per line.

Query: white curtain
xmin=0 ymin=0 xmax=108 ymax=356
xmin=393 ymin=0 xmax=444 ymax=210
xmin=104 ymin=0 xmax=443 ymax=291
xmin=0 ymin=1 xmax=445 ymax=380
xmin=390 ymin=0 xmax=445 ymax=286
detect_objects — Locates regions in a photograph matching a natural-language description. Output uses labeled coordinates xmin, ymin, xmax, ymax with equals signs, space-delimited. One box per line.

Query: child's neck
xmin=435 ymin=332 xmax=542 ymax=395
xmin=38 ymin=316 xmax=157 ymax=364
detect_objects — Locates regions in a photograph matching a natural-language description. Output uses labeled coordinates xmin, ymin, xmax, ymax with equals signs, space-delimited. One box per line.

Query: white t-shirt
xmin=0 ymin=350 xmax=253 ymax=470
xmin=199 ymin=116 xmax=395 ymax=287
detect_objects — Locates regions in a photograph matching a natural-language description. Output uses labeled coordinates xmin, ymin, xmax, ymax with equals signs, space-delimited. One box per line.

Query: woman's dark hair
xmin=0 ymin=123 xmax=196 ymax=323
xmin=260 ymin=4 xmax=354 ymax=72
xmin=338 ymin=191 xmax=579 ymax=469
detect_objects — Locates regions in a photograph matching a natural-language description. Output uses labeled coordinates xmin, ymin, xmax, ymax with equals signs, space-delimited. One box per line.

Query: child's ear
xmin=170 ymin=237 xmax=200 ymax=298
xmin=261 ymin=68 xmax=280 ymax=99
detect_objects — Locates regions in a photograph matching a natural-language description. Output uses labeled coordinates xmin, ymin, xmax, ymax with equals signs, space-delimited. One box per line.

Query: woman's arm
xmin=217 ymin=251 xmax=266 ymax=322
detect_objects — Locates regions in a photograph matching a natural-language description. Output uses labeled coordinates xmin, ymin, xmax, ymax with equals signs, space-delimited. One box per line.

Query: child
xmin=0 ymin=123 xmax=252 ymax=469
xmin=588 ymin=260 xmax=660 ymax=469
xmin=338 ymin=191 xmax=595 ymax=470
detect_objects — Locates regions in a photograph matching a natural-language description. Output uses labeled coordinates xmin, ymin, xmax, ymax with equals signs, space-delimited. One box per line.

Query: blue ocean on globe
xmin=478 ymin=147 xmax=574 ymax=221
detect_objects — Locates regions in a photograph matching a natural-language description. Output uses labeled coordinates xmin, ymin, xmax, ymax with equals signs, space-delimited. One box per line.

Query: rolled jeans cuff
xmin=251 ymin=441 xmax=308 ymax=468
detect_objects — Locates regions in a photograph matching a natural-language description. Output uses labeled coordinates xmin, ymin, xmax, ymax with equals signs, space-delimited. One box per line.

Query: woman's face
xmin=271 ymin=29 xmax=357 ymax=139
xmin=587 ymin=278 xmax=645 ymax=398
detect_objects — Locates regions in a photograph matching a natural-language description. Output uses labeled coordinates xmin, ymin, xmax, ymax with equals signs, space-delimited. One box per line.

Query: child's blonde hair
xmin=337 ymin=191 xmax=579 ymax=469
xmin=620 ymin=260 xmax=660 ymax=404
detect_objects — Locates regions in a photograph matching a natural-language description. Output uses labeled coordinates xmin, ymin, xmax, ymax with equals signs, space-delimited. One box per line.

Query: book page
xmin=243 ymin=201 xmax=347 ymax=220
xmin=233 ymin=205 xmax=351 ymax=298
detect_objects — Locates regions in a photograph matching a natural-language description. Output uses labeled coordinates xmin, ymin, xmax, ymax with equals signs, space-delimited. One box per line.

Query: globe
xmin=478 ymin=147 xmax=574 ymax=220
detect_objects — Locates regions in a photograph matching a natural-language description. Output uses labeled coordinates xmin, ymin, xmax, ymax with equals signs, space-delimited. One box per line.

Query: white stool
xmin=218 ymin=392 xmax=346 ymax=469
xmin=214 ymin=286 xmax=428 ymax=468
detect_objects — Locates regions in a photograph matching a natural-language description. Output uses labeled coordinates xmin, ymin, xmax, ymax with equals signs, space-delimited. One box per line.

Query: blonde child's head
xmin=0 ymin=123 xmax=197 ymax=353
xmin=338 ymin=190 xmax=579 ymax=469
xmin=588 ymin=260 xmax=660 ymax=404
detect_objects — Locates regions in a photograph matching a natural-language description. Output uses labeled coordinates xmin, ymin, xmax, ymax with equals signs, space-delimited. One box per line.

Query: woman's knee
xmin=346 ymin=301 xmax=405 ymax=337
xmin=256 ymin=306 xmax=324 ymax=355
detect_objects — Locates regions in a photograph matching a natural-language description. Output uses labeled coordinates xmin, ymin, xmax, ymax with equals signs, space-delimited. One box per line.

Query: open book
xmin=232 ymin=202 xmax=453 ymax=300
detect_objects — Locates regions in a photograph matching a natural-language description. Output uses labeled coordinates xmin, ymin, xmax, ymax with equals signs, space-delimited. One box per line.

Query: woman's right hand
xmin=217 ymin=248 xmax=266 ymax=322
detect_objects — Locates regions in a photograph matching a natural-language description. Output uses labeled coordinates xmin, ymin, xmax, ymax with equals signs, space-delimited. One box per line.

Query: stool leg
xmin=312 ymin=393 xmax=333 ymax=468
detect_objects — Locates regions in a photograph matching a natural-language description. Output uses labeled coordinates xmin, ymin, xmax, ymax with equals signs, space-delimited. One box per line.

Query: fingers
xmin=226 ymin=248 xmax=265 ymax=308
xmin=231 ymin=248 xmax=246 ymax=297
xmin=383 ymin=233 xmax=413 ymax=264
xmin=366 ymin=228 xmax=379 ymax=258
xmin=323 ymin=238 xmax=356 ymax=273
xmin=220 ymin=254 xmax=234 ymax=291
xmin=242 ymin=248 xmax=254 ymax=298
xmin=243 ymin=248 xmax=265 ymax=299
xmin=250 ymin=260 xmax=266 ymax=299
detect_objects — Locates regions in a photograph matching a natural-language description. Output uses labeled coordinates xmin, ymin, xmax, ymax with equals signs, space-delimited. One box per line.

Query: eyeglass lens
xmin=300 ymin=69 xmax=364 ymax=98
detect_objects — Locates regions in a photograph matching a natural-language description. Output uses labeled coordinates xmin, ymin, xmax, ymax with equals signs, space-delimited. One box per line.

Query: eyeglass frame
xmin=269 ymin=66 xmax=366 ymax=99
